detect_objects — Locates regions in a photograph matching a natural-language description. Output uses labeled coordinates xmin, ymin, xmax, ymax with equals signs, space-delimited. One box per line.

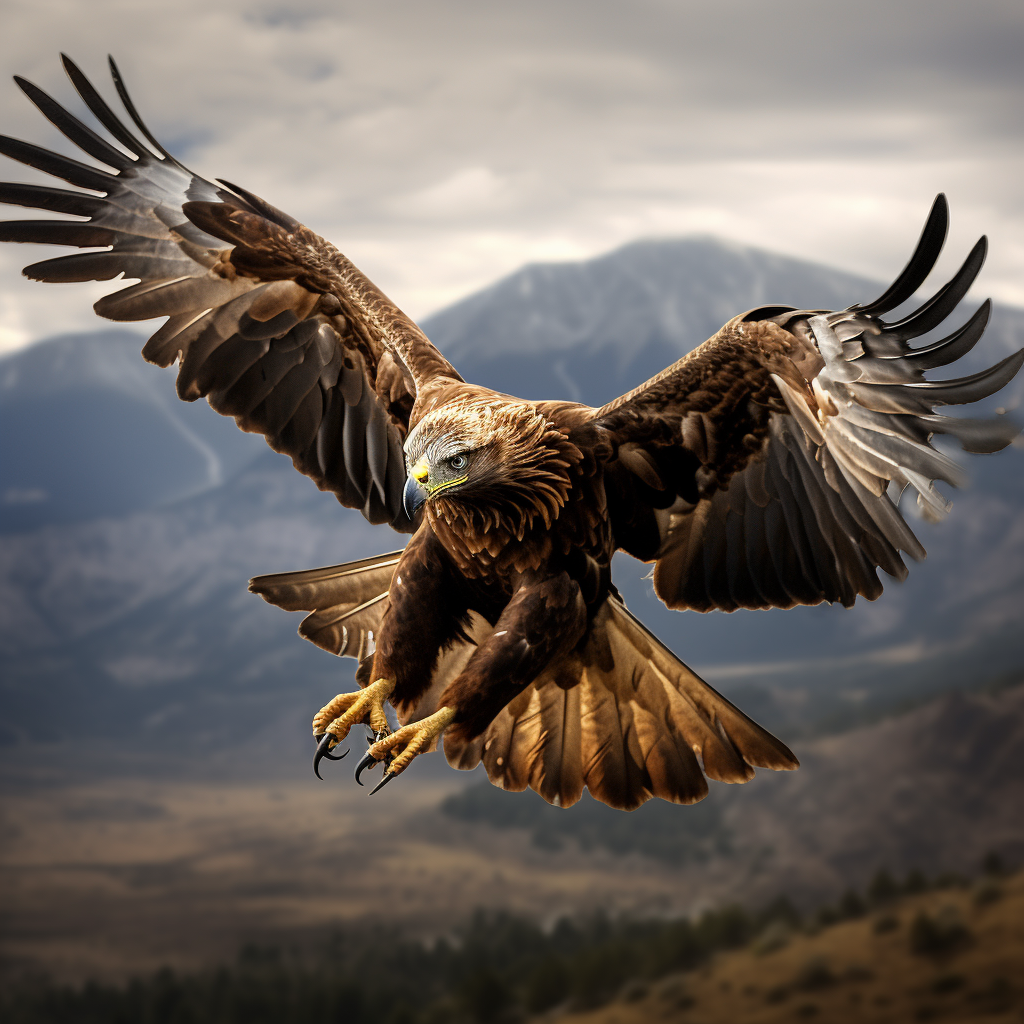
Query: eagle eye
xmin=449 ymin=454 xmax=468 ymax=471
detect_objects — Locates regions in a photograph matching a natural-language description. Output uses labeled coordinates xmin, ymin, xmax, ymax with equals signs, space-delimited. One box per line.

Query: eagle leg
xmin=359 ymin=706 xmax=458 ymax=792
xmin=311 ymin=677 xmax=395 ymax=779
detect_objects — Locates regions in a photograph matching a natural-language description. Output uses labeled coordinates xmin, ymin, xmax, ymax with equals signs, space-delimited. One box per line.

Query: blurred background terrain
xmin=2 ymin=238 xmax=1024 ymax=1023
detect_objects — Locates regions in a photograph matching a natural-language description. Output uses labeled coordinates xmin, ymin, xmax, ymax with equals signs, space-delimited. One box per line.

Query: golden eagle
xmin=2 ymin=57 xmax=1021 ymax=809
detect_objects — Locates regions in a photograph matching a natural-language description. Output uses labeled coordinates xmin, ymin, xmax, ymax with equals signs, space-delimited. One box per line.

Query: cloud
xmin=1 ymin=0 xmax=1023 ymax=357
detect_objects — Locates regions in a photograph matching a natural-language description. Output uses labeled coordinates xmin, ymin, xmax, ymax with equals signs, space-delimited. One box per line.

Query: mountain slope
xmin=0 ymin=331 xmax=263 ymax=532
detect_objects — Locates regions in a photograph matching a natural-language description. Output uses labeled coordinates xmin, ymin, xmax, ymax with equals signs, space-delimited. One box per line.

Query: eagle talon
xmin=354 ymin=748 xmax=381 ymax=786
xmin=354 ymin=729 xmax=394 ymax=785
xmin=361 ymin=706 xmax=457 ymax=790
xmin=370 ymin=772 xmax=397 ymax=795
xmin=310 ymin=678 xmax=395 ymax=780
xmin=313 ymin=731 xmax=348 ymax=779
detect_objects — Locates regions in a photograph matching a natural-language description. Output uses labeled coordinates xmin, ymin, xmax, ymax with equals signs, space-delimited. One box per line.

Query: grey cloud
xmin=0 ymin=0 xmax=1022 ymax=356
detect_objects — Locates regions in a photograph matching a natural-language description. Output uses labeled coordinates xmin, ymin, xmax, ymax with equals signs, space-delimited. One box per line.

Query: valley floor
xmin=0 ymin=771 xmax=701 ymax=983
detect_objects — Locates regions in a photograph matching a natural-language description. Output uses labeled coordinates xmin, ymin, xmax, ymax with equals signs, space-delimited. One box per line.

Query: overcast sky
xmin=1 ymin=0 xmax=1022 ymax=356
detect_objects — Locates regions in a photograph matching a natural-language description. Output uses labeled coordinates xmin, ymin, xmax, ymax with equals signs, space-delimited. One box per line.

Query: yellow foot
xmin=312 ymin=678 xmax=395 ymax=778
xmin=354 ymin=706 xmax=457 ymax=793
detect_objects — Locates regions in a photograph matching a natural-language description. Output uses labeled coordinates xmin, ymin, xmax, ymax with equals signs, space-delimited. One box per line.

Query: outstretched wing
xmin=595 ymin=195 xmax=1023 ymax=612
xmin=0 ymin=55 xmax=462 ymax=531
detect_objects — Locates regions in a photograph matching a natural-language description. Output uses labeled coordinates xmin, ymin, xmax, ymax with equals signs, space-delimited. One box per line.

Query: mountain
xmin=0 ymin=331 xmax=263 ymax=532
xmin=1 ymin=236 xmax=1023 ymax=767
xmin=430 ymin=236 xmax=1024 ymax=405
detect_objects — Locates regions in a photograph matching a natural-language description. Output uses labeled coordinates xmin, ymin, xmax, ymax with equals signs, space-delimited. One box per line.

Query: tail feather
xmin=248 ymin=550 xmax=402 ymax=660
xmin=444 ymin=595 xmax=798 ymax=810
xmin=251 ymin=551 xmax=797 ymax=810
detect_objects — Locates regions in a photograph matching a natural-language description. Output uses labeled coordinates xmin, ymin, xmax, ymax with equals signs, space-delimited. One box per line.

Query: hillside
xmin=4 ymin=841 xmax=1022 ymax=1024
xmin=556 ymin=870 xmax=1024 ymax=1024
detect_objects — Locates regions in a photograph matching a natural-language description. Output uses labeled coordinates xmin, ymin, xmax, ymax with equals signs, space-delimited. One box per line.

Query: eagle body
xmin=2 ymin=57 xmax=1022 ymax=809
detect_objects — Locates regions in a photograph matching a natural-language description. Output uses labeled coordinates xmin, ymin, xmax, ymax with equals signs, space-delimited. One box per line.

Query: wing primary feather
xmin=847 ymin=349 xmax=1024 ymax=413
xmin=0 ymin=220 xmax=115 ymax=247
xmin=107 ymin=56 xmax=180 ymax=164
xmin=24 ymin=250 xmax=189 ymax=283
xmin=0 ymin=134 xmax=114 ymax=192
xmin=0 ymin=182 xmax=105 ymax=222
xmin=59 ymin=54 xmax=155 ymax=160
xmin=918 ymin=413 xmax=1020 ymax=454
xmin=852 ymin=194 xmax=948 ymax=316
xmin=898 ymin=299 xmax=990 ymax=369
xmin=14 ymin=76 xmax=134 ymax=170
xmin=886 ymin=236 xmax=987 ymax=340
xmin=0 ymin=181 xmax=105 ymax=217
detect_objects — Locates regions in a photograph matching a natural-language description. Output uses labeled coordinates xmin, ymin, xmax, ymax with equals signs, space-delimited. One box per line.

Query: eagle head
xmin=403 ymin=395 xmax=582 ymax=541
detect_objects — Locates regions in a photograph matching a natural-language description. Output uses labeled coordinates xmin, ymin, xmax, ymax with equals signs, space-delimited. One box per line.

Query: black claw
xmin=355 ymin=730 xmax=394 ymax=786
xmin=313 ymin=732 xmax=349 ymax=760
xmin=313 ymin=732 xmax=347 ymax=780
xmin=370 ymin=772 xmax=397 ymax=795
xmin=354 ymin=748 xmax=380 ymax=787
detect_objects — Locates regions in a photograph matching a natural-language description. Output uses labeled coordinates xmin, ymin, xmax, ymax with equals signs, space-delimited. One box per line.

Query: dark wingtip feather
xmin=904 ymin=298 xmax=991 ymax=370
xmin=13 ymin=72 xmax=133 ymax=172
xmin=0 ymin=220 xmax=116 ymax=247
xmin=918 ymin=347 xmax=1024 ymax=407
xmin=0 ymin=182 xmax=105 ymax=217
xmin=852 ymin=194 xmax=948 ymax=317
xmin=887 ymin=235 xmax=987 ymax=341
xmin=0 ymin=133 xmax=114 ymax=192
xmin=106 ymin=54 xmax=181 ymax=165
xmin=59 ymin=53 xmax=153 ymax=161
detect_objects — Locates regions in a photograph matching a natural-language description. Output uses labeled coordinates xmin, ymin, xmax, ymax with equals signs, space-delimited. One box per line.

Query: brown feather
xmin=444 ymin=595 xmax=797 ymax=810
xmin=249 ymin=551 xmax=401 ymax=659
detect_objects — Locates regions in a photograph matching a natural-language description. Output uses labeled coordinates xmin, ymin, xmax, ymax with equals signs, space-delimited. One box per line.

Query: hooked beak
xmin=403 ymin=474 xmax=428 ymax=517
xmin=404 ymin=457 xmax=430 ymax=517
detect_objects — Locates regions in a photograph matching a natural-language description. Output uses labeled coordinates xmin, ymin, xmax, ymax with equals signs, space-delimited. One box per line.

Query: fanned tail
xmin=443 ymin=595 xmax=797 ymax=810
